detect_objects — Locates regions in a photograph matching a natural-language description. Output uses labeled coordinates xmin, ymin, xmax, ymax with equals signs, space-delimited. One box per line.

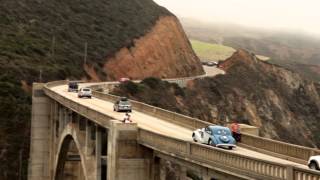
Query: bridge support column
xmin=107 ymin=121 xmax=118 ymax=180
xmin=180 ymin=166 xmax=187 ymax=180
xmin=159 ymin=159 xmax=166 ymax=180
xmin=85 ymin=120 xmax=94 ymax=156
xmin=58 ymin=106 xmax=64 ymax=135
xmin=107 ymin=121 xmax=151 ymax=180
xmin=96 ymin=125 xmax=102 ymax=180
xmin=28 ymin=83 xmax=52 ymax=180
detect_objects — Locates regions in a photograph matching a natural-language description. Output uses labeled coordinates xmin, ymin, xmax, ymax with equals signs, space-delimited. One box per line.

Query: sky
xmin=154 ymin=0 xmax=320 ymax=35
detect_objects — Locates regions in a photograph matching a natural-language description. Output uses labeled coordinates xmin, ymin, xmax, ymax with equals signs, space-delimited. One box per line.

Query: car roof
xmin=120 ymin=97 xmax=128 ymax=101
xmin=208 ymin=125 xmax=230 ymax=131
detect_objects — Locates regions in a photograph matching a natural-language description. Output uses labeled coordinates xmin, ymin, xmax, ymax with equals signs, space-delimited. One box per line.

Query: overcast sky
xmin=154 ymin=0 xmax=320 ymax=35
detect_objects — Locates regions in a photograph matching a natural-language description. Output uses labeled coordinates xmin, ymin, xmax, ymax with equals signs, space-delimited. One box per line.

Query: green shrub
xmin=141 ymin=77 xmax=162 ymax=89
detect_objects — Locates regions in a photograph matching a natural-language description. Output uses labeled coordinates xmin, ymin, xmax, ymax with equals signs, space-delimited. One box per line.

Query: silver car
xmin=78 ymin=88 xmax=92 ymax=98
xmin=113 ymin=97 xmax=132 ymax=112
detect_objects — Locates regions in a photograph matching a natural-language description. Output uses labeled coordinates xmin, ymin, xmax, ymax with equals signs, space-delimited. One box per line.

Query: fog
xmin=154 ymin=0 xmax=320 ymax=35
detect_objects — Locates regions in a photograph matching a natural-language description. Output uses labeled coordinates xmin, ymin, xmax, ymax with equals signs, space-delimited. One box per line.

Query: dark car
xmin=113 ymin=97 xmax=132 ymax=112
xmin=68 ymin=82 xmax=79 ymax=92
xmin=201 ymin=61 xmax=208 ymax=65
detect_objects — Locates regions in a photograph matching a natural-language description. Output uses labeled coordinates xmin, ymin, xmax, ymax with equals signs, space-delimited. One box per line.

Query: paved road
xmin=51 ymin=84 xmax=307 ymax=169
xmin=203 ymin=65 xmax=225 ymax=76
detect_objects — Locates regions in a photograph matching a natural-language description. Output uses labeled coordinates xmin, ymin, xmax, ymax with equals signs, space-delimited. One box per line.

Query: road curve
xmin=51 ymin=84 xmax=307 ymax=169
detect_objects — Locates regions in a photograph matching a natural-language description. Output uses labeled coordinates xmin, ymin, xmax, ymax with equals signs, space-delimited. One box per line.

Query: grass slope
xmin=190 ymin=39 xmax=235 ymax=61
xmin=190 ymin=39 xmax=269 ymax=62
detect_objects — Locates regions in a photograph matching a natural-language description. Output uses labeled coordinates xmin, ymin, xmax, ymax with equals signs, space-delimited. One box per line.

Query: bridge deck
xmin=52 ymin=84 xmax=308 ymax=170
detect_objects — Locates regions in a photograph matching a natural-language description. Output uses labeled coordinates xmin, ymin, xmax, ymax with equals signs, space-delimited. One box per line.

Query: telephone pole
xmin=51 ymin=36 xmax=55 ymax=61
xmin=39 ymin=69 xmax=42 ymax=82
xmin=84 ymin=42 xmax=87 ymax=65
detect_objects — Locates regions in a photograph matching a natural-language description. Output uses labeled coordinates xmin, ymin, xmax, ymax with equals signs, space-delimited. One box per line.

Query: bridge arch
xmin=54 ymin=125 xmax=88 ymax=180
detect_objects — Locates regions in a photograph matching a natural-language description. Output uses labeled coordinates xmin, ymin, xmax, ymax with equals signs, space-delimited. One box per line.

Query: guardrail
xmin=241 ymin=133 xmax=320 ymax=163
xmin=93 ymin=91 xmax=211 ymax=130
xmin=138 ymin=128 xmax=320 ymax=180
xmin=44 ymin=81 xmax=114 ymax=128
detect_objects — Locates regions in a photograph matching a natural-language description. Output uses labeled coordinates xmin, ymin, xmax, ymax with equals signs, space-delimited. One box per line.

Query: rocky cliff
xmin=0 ymin=0 xmax=202 ymax=179
xmin=104 ymin=16 xmax=203 ymax=80
xmin=113 ymin=50 xmax=320 ymax=148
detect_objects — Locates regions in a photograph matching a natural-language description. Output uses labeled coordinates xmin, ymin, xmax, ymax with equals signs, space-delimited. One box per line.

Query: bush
xmin=141 ymin=77 xmax=162 ymax=89
xmin=120 ymin=81 xmax=140 ymax=95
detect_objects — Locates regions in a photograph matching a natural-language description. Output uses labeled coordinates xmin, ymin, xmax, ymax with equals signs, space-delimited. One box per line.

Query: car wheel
xmin=309 ymin=162 xmax=318 ymax=170
xmin=89 ymin=96 xmax=92 ymax=99
xmin=129 ymin=110 xmax=132 ymax=113
xmin=192 ymin=133 xmax=197 ymax=142
xmin=228 ymin=146 xmax=233 ymax=150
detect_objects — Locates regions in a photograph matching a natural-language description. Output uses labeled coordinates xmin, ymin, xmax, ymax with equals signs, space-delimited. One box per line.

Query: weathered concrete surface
xmin=28 ymin=83 xmax=51 ymax=180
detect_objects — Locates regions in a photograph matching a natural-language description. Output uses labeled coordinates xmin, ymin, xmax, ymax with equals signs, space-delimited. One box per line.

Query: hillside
xmin=191 ymin=39 xmax=269 ymax=62
xmin=112 ymin=50 xmax=320 ymax=148
xmin=190 ymin=39 xmax=235 ymax=61
xmin=181 ymin=18 xmax=320 ymax=81
xmin=0 ymin=1 xmax=203 ymax=179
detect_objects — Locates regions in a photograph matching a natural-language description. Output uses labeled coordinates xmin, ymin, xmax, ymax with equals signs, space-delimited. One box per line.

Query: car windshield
xmin=119 ymin=101 xmax=130 ymax=105
xmin=69 ymin=82 xmax=78 ymax=86
xmin=213 ymin=128 xmax=231 ymax=136
xmin=83 ymin=88 xmax=91 ymax=92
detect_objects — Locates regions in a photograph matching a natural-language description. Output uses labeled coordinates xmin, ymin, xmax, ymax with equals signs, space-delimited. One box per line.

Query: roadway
xmin=51 ymin=83 xmax=307 ymax=169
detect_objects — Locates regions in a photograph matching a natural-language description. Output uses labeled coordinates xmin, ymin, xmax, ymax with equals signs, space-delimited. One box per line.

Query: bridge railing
xmin=241 ymin=133 xmax=320 ymax=163
xmin=93 ymin=91 xmax=211 ymax=130
xmin=44 ymin=81 xmax=114 ymax=128
xmin=138 ymin=128 xmax=320 ymax=180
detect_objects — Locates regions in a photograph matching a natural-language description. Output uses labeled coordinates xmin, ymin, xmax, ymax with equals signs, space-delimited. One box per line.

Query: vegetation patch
xmin=190 ymin=39 xmax=235 ymax=61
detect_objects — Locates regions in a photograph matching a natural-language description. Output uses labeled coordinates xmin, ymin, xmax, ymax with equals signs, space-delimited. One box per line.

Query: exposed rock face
xmin=104 ymin=16 xmax=204 ymax=80
xmin=214 ymin=50 xmax=320 ymax=147
xmin=112 ymin=50 xmax=320 ymax=148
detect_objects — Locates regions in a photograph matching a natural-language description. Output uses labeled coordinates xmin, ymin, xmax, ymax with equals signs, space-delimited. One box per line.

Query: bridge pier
xmin=28 ymin=83 xmax=52 ymax=180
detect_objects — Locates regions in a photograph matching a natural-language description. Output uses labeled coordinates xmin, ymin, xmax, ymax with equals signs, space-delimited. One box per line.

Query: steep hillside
xmin=104 ymin=16 xmax=203 ymax=80
xmin=0 ymin=0 xmax=202 ymax=179
xmin=181 ymin=18 xmax=320 ymax=81
xmin=113 ymin=50 xmax=320 ymax=148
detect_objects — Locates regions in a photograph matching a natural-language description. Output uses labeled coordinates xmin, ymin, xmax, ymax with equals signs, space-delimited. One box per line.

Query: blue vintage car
xmin=192 ymin=125 xmax=236 ymax=149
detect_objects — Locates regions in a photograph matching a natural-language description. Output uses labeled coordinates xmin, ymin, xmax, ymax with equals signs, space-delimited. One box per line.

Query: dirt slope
xmin=104 ymin=16 xmax=204 ymax=80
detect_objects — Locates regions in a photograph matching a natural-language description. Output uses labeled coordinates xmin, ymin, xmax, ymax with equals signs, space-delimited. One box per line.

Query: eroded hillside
xmin=113 ymin=50 xmax=320 ymax=148
xmin=0 ymin=0 xmax=202 ymax=179
xmin=104 ymin=16 xmax=203 ymax=80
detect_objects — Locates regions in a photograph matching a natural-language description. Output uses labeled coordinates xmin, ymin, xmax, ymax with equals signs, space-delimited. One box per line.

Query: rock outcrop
xmin=113 ymin=50 xmax=320 ymax=148
xmin=104 ymin=16 xmax=204 ymax=80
